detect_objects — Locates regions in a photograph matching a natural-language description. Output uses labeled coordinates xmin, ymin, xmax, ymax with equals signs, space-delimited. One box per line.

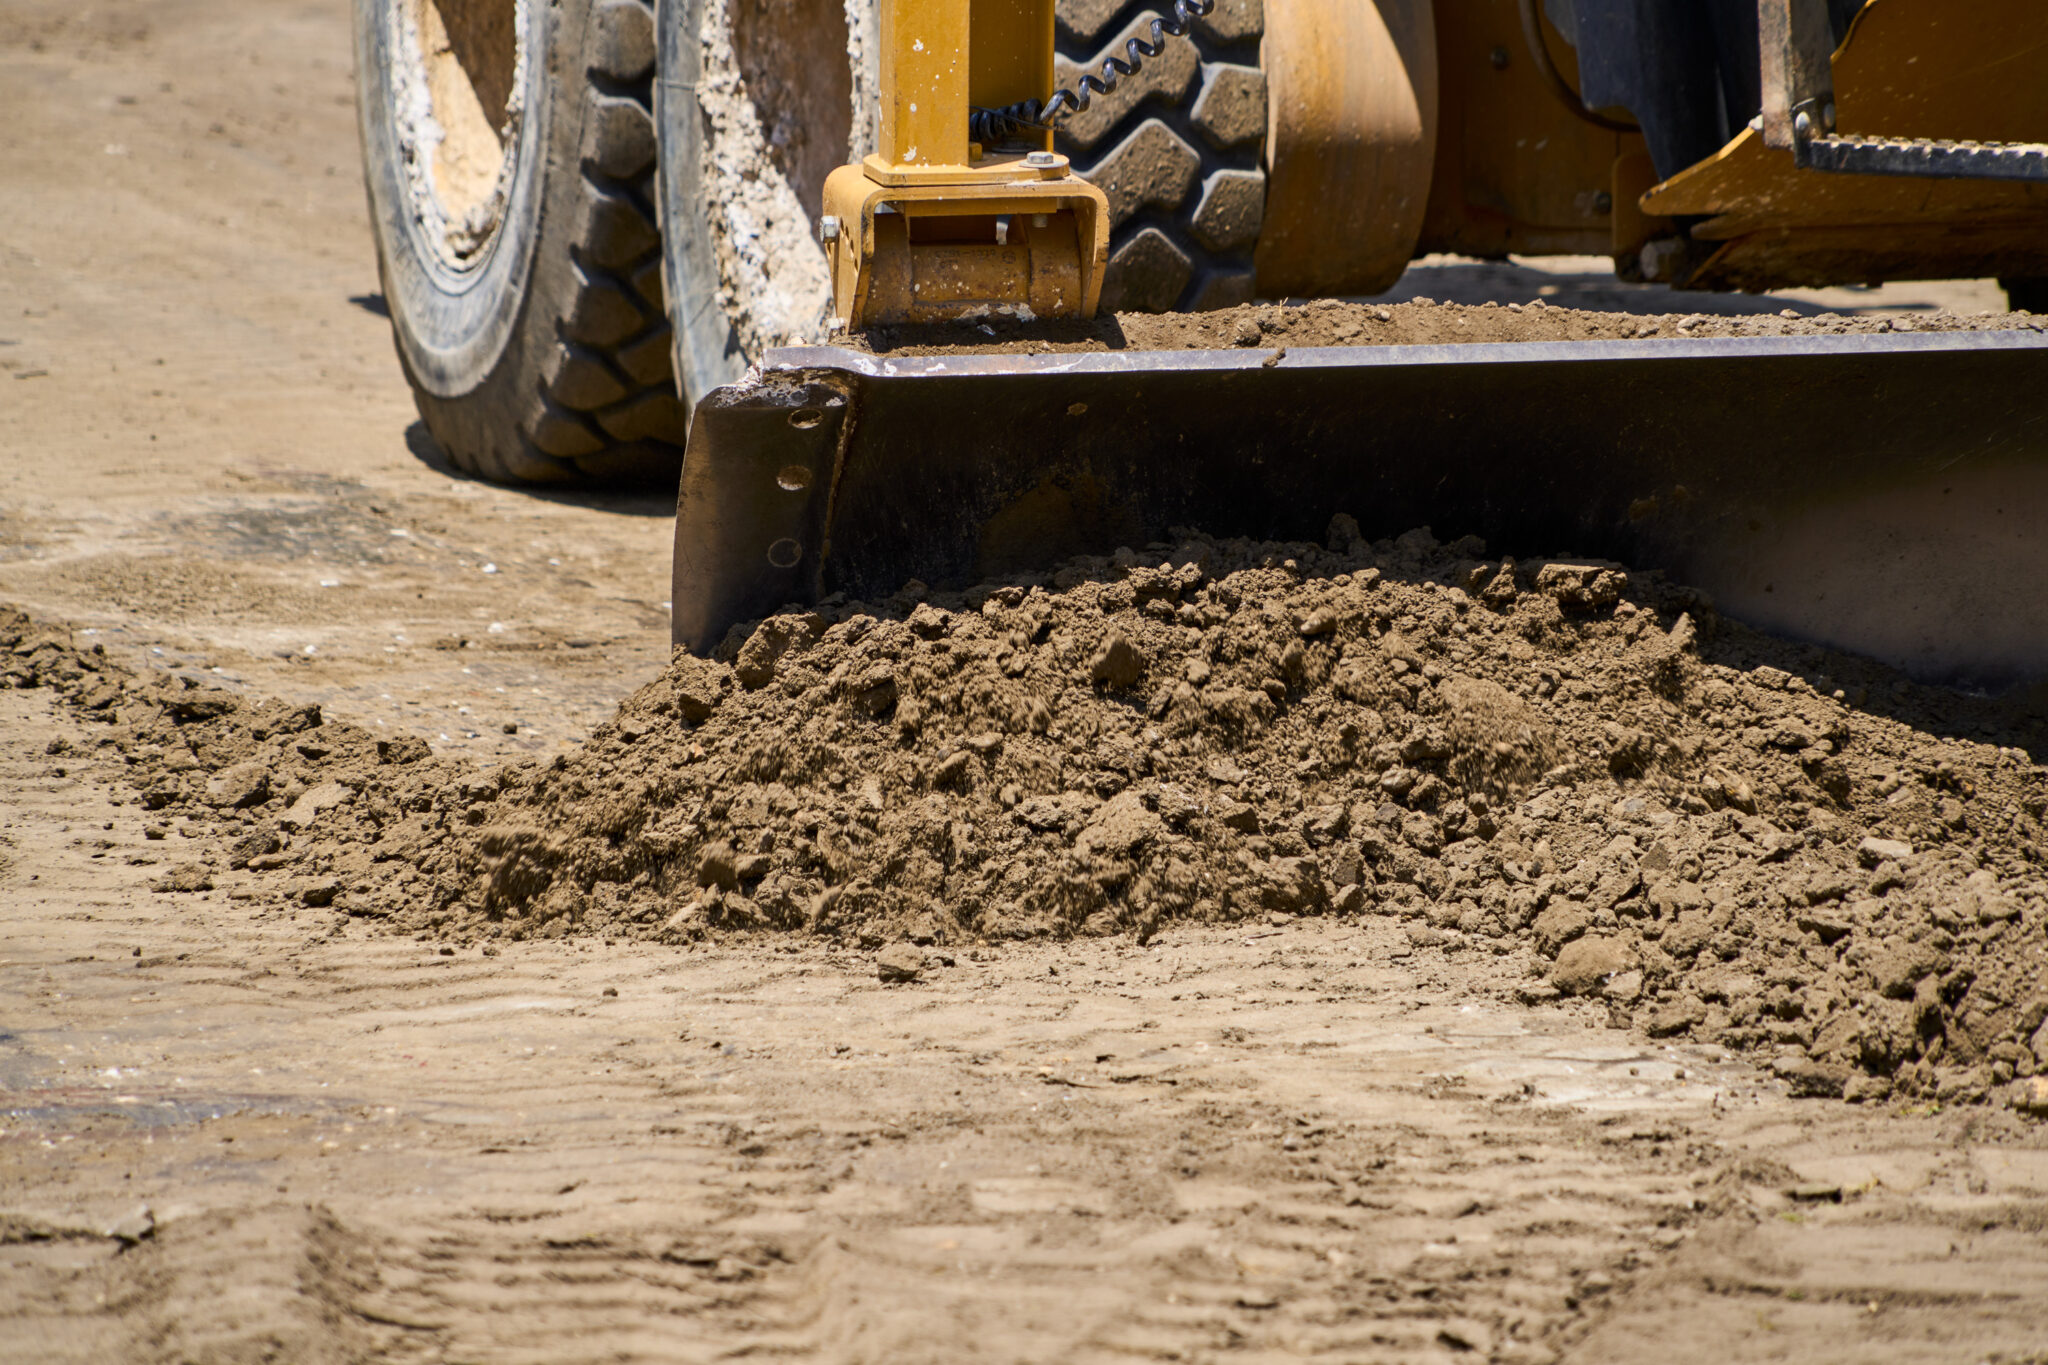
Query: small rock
xmin=1701 ymin=765 xmax=1757 ymax=814
xmin=278 ymin=777 xmax=350 ymax=834
xmin=1400 ymin=811 xmax=1443 ymax=855
xmin=1646 ymin=998 xmax=1705 ymax=1038
xmin=293 ymin=876 xmax=342 ymax=908
xmin=204 ymin=760 xmax=271 ymax=809
xmin=1089 ymin=633 xmax=1144 ymax=690
xmin=876 ymin=944 xmax=925 ymax=984
xmin=376 ymin=735 xmax=432 ymax=765
xmin=1857 ymin=835 xmax=1914 ymax=868
xmin=1301 ymin=804 xmax=1348 ymax=845
xmin=1868 ymin=938 xmax=1944 ymax=998
xmin=1801 ymin=874 xmax=1853 ymax=905
xmin=1077 ymin=791 xmax=1165 ymax=859
xmin=272 ymin=702 xmax=323 ymax=734
xmin=1219 ymin=801 xmax=1261 ymax=834
xmin=1436 ymin=1320 xmax=1493 ymax=1355
xmin=2011 ymin=1075 xmax=2048 ymax=1117
xmin=1795 ymin=909 xmax=1853 ymax=944
xmin=104 ymin=1205 xmax=154 ymax=1246
xmin=735 ymin=613 xmax=825 ymax=690
xmin=1297 ymin=607 xmax=1339 ymax=637
xmin=1532 ymin=900 xmax=1592 ymax=955
xmin=1785 ymin=1182 xmax=1842 ymax=1203
xmin=930 ymin=750 xmax=974 ymax=789
xmin=1603 ymin=969 xmax=1644 ymax=1003
xmin=699 ymin=841 xmax=740 ymax=891
xmin=1478 ymin=563 xmax=1518 ymax=607
xmin=1959 ymin=869 xmax=2021 ymax=924
xmin=669 ymin=655 xmax=729 ymax=722
xmin=1254 ymin=857 xmax=1328 ymax=915
xmin=162 ymin=686 xmax=236 ymax=721
xmin=1550 ymin=936 xmax=1635 ymax=995
xmin=226 ymin=826 xmax=282 ymax=870
xmin=1934 ymin=1065 xmax=1990 ymax=1105
xmin=1332 ymin=884 xmax=1366 ymax=915
xmin=149 ymin=864 xmax=213 ymax=894
xmin=906 ymin=603 xmax=951 ymax=639
xmin=848 ymin=665 xmax=898 ymax=717
xmin=1533 ymin=563 xmax=1626 ymax=614
xmin=1772 ymin=1055 xmax=1849 ymax=1098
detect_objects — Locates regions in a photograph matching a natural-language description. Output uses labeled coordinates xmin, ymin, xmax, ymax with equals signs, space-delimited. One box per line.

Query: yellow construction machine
xmin=355 ymin=0 xmax=2048 ymax=684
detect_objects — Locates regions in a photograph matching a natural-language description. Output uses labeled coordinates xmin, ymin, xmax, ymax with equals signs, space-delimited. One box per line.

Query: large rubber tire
xmin=355 ymin=0 xmax=685 ymax=485
xmin=1055 ymin=0 xmax=1270 ymax=312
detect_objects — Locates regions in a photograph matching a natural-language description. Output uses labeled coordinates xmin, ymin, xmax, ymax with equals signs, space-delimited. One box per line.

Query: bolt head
xmin=819 ymin=214 xmax=841 ymax=243
xmin=1023 ymin=150 xmax=1059 ymax=168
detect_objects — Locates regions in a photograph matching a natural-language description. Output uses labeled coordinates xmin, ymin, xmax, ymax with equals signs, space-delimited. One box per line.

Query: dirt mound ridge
xmin=6 ymin=523 xmax=2048 ymax=1110
xmin=853 ymin=296 xmax=2044 ymax=357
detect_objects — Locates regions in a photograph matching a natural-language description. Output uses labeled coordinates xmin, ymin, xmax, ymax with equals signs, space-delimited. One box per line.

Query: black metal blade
xmin=673 ymin=330 xmax=2048 ymax=683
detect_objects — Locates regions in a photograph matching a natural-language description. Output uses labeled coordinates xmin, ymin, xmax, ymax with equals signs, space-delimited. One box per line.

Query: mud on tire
xmin=355 ymin=0 xmax=683 ymax=485
xmin=1055 ymin=0 xmax=1268 ymax=312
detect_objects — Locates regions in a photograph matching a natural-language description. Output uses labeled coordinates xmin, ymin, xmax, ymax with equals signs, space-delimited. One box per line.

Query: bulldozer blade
xmin=672 ymin=331 xmax=2048 ymax=687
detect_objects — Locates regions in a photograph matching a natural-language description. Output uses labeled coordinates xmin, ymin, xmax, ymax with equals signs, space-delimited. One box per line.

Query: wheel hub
xmin=393 ymin=0 xmax=527 ymax=266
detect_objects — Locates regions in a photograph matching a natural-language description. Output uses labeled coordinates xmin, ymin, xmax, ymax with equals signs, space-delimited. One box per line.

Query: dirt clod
xmin=876 ymin=944 xmax=925 ymax=983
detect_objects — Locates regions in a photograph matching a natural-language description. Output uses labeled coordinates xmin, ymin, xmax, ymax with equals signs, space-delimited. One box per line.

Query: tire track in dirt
xmin=7 ymin=684 xmax=2048 ymax=1363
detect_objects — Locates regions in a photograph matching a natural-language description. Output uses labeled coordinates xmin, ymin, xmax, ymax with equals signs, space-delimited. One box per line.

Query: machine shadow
xmin=403 ymin=421 xmax=679 ymax=519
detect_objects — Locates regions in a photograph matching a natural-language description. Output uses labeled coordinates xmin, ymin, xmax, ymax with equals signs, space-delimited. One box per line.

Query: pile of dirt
xmin=7 ymin=522 xmax=2048 ymax=1110
xmin=852 ymin=296 xmax=2044 ymax=357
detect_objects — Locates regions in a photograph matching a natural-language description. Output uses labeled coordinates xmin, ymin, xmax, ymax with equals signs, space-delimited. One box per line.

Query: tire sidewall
xmin=655 ymin=0 xmax=745 ymax=408
xmin=354 ymin=0 xmax=553 ymax=399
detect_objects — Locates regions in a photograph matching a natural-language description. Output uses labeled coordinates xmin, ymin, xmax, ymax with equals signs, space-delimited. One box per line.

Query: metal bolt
xmin=1023 ymin=150 xmax=1059 ymax=168
xmin=818 ymin=215 xmax=841 ymax=243
xmin=1593 ymin=190 xmax=1613 ymax=214
xmin=1489 ymin=46 xmax=1510 ymax=70
xmin=1793 ymin=110 xmax=1812 ymax=139
xmin=1822 ymin=102 xmax=1836 ymax=131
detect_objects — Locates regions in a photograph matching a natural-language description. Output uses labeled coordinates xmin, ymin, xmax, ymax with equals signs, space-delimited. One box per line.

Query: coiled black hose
xmin=968 ymin=0 xmax=1215 ymax=147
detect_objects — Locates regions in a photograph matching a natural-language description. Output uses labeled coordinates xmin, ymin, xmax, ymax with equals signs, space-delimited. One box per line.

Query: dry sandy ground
xmin=3 ymin=3 xmax=2046 ymax=1363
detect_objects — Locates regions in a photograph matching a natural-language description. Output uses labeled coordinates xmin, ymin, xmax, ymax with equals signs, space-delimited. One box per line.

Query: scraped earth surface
xmin=6 ymin=2 xmax=2048 ymax=1363
xmin=855 ymin=294 xmax=2041 ymax=357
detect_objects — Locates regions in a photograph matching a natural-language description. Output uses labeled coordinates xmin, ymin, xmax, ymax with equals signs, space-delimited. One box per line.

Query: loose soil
xmin=854 ymin=295 xmax=2042 ymax=357
xmin=11 ymin=519 xmax=2048 ymax=1117
xmin=6 ymin=3 xmax=2048 ymax=1362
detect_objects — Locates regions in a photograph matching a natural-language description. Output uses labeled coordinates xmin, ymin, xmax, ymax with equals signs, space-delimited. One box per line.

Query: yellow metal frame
xmin=823 ymin=0 xmax=1109 ymax=327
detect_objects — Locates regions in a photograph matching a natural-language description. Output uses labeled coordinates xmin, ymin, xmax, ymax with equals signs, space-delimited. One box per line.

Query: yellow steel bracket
xmin=821 ymin=0 xmax=1110 ymax=328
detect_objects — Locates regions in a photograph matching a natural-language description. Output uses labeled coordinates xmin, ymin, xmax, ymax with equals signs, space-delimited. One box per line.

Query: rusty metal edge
xmin=761 ymin=329 xmax=2048 ymax=380
xmin=678 ymin=329 xmax=2048 ymax=682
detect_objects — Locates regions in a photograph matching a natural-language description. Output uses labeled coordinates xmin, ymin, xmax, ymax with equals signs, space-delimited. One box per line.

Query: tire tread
xmin=409 ymin=0 xmax=685 ymax=486
xmin=1055 ymin=0 xmax=1268 ymax=312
